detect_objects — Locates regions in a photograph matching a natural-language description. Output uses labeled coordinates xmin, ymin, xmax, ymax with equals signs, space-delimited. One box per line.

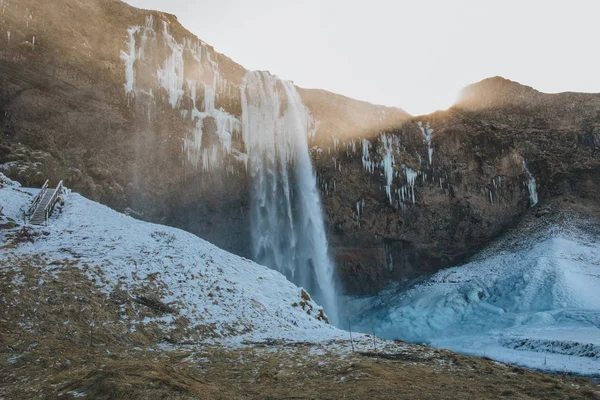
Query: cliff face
xmin=319 ymin=77 xmax=600 ymax=293
xmin=0 ymin=0 xmax=407 ymax=259
xmin=1 ymin=0 xmax=599 ymax=294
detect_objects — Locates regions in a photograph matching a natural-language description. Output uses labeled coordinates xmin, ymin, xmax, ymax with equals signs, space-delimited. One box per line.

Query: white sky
xmin=124 ymin=0 xmax=600 ymax=116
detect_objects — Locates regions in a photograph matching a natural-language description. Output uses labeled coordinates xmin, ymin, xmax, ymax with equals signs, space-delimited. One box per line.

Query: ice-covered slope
xmin=0 ymin=174 xmax=343 ymax=344
xmin=349 ymin=222 xmax=600 ymax=375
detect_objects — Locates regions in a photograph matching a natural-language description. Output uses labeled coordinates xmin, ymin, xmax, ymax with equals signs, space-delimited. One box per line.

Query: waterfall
xmin=241 ymin=71 xmax=338 ymax=324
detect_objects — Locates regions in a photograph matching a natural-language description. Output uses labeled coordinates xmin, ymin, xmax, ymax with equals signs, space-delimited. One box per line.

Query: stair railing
xmin=43 ymin=180 xmax=64 ymax=225
xmin=28 ymin=179 xmax=49 ymax=216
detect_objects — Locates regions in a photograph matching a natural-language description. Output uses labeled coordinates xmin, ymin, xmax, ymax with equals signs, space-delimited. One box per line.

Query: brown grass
xmin=1 ymin=256 xmax=600 ymax=399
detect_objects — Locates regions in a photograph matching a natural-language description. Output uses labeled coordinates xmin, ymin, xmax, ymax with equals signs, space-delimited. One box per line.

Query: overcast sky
xmin=124 ymin=0 xmax=600 ymax=115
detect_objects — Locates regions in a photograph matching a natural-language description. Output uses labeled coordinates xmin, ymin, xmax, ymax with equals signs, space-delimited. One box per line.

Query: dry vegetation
xmin=1 ymin=256 xmax=600 ymax=399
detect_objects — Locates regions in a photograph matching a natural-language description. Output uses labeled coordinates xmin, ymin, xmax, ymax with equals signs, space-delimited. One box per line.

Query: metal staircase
xmin=29 ymin=180 xmax=64 ymax=225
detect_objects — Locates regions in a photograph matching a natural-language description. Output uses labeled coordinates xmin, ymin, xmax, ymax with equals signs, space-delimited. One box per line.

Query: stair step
xmin=28 ymin=187 xmax=60 ymax=225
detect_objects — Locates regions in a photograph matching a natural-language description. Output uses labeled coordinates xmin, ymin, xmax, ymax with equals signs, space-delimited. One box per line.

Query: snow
xmin=349 ymin=225 xmax=600 ymax=375
xmin=0 ymin=177 xmax=345 ymax=344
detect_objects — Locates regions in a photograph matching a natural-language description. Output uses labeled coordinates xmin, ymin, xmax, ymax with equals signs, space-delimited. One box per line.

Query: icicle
xmin=418 ymin=121 xmax=434 ymax=165
xmin=187 ymin=79 xmax=197 ymax=109
xmin=120 ymin=26 xmax=140 ymax=94
xmin=182 ymin=52 xmax=240 ymax=169
xmin=404 ymin=166 xmax=418 ymax=204
xmin=157 ymin=21 xmax=185 ymax=108
xmin=362 ymin=139 xmax=373 ymax=173
xmin=381 ymin=134 xmax=394 ymax=204
xmin=523 ymin=160 xmax=539 ymax=207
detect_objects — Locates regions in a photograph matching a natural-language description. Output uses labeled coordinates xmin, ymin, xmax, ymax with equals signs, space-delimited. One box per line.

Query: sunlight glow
xmin=124 ymin=0 xmax=600 ymax=116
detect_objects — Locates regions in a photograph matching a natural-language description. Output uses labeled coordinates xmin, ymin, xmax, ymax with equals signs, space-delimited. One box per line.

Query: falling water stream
xmin=241 ymin=71 xmax=339 ymax=324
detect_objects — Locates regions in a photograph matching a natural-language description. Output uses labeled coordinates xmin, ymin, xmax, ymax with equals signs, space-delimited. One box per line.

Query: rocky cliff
xmin=320 ymin=77 xmax=600 ymax=293
xmin=0 ymin=0 xmax=406 ymax=259
xmin=1 ymin=0 xmax=599 ymax=294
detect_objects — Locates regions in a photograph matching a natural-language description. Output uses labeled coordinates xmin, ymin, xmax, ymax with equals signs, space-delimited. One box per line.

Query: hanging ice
xmin=402 ymin=166 xmax=418 ymax=204
xmin=418 ymin=121 xmax=434 ymax=165
xmin=381 ymin=133 xmax=394 ymax=204
xmin=362 ymin=139 xmax=375 ymax=173
xmin=157 ymin=21 xmax=185 ymax=108
xmin=523 ymin=160 xmax=539 ymax=207
xmin=241 ymin=71 xmax=338 ymax=324
xmin=118 ymin=19 xmax=240 ymax=170
xmin=120 ymin=26 xmax=140 ymax=94
xmin=356 ymin=199 xmax=364 ymax=226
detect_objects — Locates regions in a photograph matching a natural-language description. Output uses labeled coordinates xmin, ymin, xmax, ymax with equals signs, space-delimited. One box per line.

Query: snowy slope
xmin=0 ymin=174 xmax=344 ymax=344
xmin=349 ymin=223 xmax=600 ymax=375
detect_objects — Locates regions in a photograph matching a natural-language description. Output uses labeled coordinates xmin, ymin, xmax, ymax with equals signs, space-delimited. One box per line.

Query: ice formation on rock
xmin=381 ymin=133 xmax=395 ymax=204
xmin=356 ymin=199 xmax=364 ymax=226
xmin=361 ymin=139 xmax=375 ymax=173
xmin=241 ymin=71 xmax=338 ymax=324
xmin=523 ymin=160 xmax=539 ymax=207
xmin=120 ymin=26 xmax=140 ymax=94
xmin=157 ymin=21 xmax=185 ymax=108
xmin=418 ymin=121 xmax=434 ymax=165
xmin=120 ymin=18 xmax=241 ymax=171
xmin=401 ymin=166 xmax=418 ymax=205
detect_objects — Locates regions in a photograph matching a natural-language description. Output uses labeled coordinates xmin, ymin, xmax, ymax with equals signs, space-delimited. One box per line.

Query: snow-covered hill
xmin=0 ymin=174 xmax=343 ymax=344
xmin=349 ymin=220 xmax=600 ymax=375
